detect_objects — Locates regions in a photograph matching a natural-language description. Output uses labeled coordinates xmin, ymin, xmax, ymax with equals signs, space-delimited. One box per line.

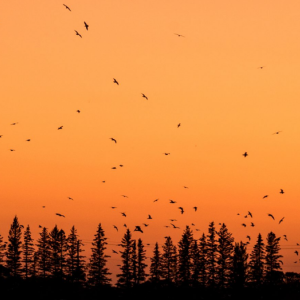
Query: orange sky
xmin=1 ymin=0 xmax=300 ymax=283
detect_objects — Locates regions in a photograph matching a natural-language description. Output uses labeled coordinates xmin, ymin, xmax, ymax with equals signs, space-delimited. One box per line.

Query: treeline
xmin=0 ymin=216 xmax=299 ymax=300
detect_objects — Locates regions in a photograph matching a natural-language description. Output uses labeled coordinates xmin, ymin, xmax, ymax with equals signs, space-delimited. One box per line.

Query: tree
xmin=74 ymin=240 xmax=86 ymax=283
xmin=137 ymin=238 xmax=147 ymax=284
xmin=58 ymin=229 xmax=68 ymax=278
xmin=265 ymin=232 xmax=283 ymax=284
xmin=161 ymin=236 xmax=177 ymax=284
xmin=49 ymin=225 xmax=61 ymax=278
xmin=216 ymin=223 xmax=234 ymax=288
xmin=232 ymin=242 xmax=248 ymax=288
xmin=22 ymin=225 xmax=34 ymax=279
xmin=206 ymin=222 xmax=218 ymax=287
xmin=117 ymin=229 xmax=133 ymax=288
xmin=191 ymin=239 xmax=200 ymax=286
xmin=177 ymin=226 xmax=194 ymax=286
xmin=6 ymin=216 xmax=23 ymax=277
xmin=36 ymin=227 xmax=51 ymax=278
xmin=198 ymin=233 xmax=207 ymax=286
xmin=149 ymin=242 xmax=162 ymax=284
xmin=131 ymin=240 xmax=137 ymax=285
xmin=249 ymin=233 xmax=265 ymax=285
xmin=0 ymin=233 xmax=6 ymax=266
xmin=88 ymin=223 xmax=111 ymax=286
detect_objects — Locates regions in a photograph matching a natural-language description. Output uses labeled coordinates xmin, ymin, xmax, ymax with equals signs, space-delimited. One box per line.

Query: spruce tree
xmin=58 ymin=229 xmax=67 ymax=278
xmin=265 ymin=232 xmax=283 ymax=284
xmin=177 ymin=226 xmax=194 ymax=286
xmin=88 ymin=223 xmax=111 ymax=286
xmin=22 ymin=225 xmax=34 ymax=279
xmin=131 ymin=240 xmax=138 ymax=285
xmin=232 ymin=242 xmax=248 ymax=288
xmin=49 ymin=225 xmax=61 ymax=278
xmin=161 ymin=236 xmax=177 ymax=284
xmin=249 ymin=233 xmax=265 ymax=285
xmin=137 ymin=238 xmax=147 ymax=284
xmin=149 ymin=242 xmax=162 ymax=284
xmin=117 ymin=229 xmax=133 ymax=288
xmin=6 ymin=216 xmax=23 ymax=277
xmin=216 ymin=223 xmax=234 ymax=288
xmin=206 ymin=222 xmax=218 ymax=287
xmin=191 ymin=239 xmax=200 ymax=286
xmin=198 ymin=233 xmax=207 ymax=286
xmin=74 ymin=240 xmax=86 ymax=283
xmin=0 ymin=233 xmax=6 ymax=265
xmin=36 ymin=227 xmax=51 ymax=278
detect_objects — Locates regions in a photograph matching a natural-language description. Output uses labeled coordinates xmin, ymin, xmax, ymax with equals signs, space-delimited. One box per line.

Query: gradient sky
xmin=1 ymin=0 xmax=300 ymax=283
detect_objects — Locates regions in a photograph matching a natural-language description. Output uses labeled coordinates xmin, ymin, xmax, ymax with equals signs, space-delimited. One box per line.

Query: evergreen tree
xmin=249 ymin=233 xmax=265 ymax=285
xmin=74 ymin=240 xmax=86 ymax=283
xmin=232 ymin=242 xmax=248 ymax=288
xmin=265 ymin=232 xmax=283 ymax=284
xmin=161 ymin=236 xmax=177 ymax=284
xmin=191 ymin=239 xmax=200 ymax=286
xmin=36 ymin=227 xmax=51 ymax=278
xmin=131 ymin=240 xmax=138 ymax=285
xmin=206 ymin=222 xmax=218 ymax=287
xmin=117 ymin=229 xmax=133 ymax=288
xmin=216 ymin=223 xmax=234 ymax=288
xmin=30 ymin=251 xmax=39 ymax=278
xmin=58 ymin=229 xmax=67 ymax=278
xmin=137 ymin=238 xmax=147 ymax=284
xmin=6 ymin=216 xmax=23 ymax=277
xmin=49 ymin=225 xmax=61 ymax=278
xmin=88 ymin=223 xmax=111 ymax=286
xmin=22 ymin=225 xmax=34 ymax=279
xmin=149 ymin=242 xmax=162 ymax=284
xmin=0 ymin=233 xmax=6 ymax=265
xmin=198 ymin=233 xmax=207 ymax=286
xmin=177 ymin=226 xmax=194 ymax=286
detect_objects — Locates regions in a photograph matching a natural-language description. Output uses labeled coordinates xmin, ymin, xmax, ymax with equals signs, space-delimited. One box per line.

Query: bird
xmin=121 ymin=195 xmax=128 ymax=198
xmin=102 ymin=181 xmax=106 ymax=183
xmin=283 ymin=235 xmax=288 ymax=241
xmin=263 ymin=195 xmax=268 ymax=199
xmin=38 ymin=225 xmax=42 ymax=228
xmin=11 ymin=122 xmax=18 ymax=125
xmin=163 ymin=153 xmax=171 ymax=155
xmin=273 ymin=131 xmax=282 ymax=135
xmin=123 ymin=224 xmax=127 ymax=228
xmin=9 ymin=149 xmax=15 ymax=151
xmin=251 ymin=222 xmax=255 ymax=227
xmin=42 ymin=206 xmax=45 ymax=208
xmin=113 ymin=225 xmax=118 ymax=231
xmin=169 ymin=219 xmax=177 ymax=222
xmin=248 ymin=211 xmax=253 ymax=218
xmin=75 ymin=30 xmax=82 ymax=38
xmin=84 ymin=22 xmax=89 ymax=30
xmin=243 ymin=152 xmax=248 ymax=157
xmin=183 ymin=186 xmax=188 ymax=189
xmin=112 ymin=250 xmax=118 ymax=254
xmin=56 ymin=213 xmax=65 ymax=217
xmin=121 ymin=212 xmax=126 ymax=217
xmin=0 ymin=135 xmax=2 ymax=138
xmin=111 ymin=207 xmax=117 ymax=209
xmin=268 ymin=214 xmax=275 ymax=220
xmin=147 ymin=215 xmax=152 ymax=219
xmin=177 ymin=123 xmax=181 ymax=128
xmin=76 ymin=110 xmax=80 ymax=113
xmin=175 ymin=33 xmax=185 ymax=37
xmin=58 ymin=126 xmax=63 ymax=130
xmin=113 ymin=78 xmax=119 ymax=85
xmin=63 ymin=4 xmax=71 ymax=11
xmin=110 ymin=138 xmax=117 ymax=143
xmin=279 ymin=217 xmax=285 ymax=224
xmin=246 ymin=235 xmax=251 ymax=241
xmin=119 ymin=164 xmax=123 ymax=167
xmin=26 ymin=139 xmax=31 ymax=142
xmin=112 ymin=167 xmax=117 ymax=169
xmin=169 ymin=200 xmax=176 ymax=204
xmin=178 ymin=207 xmax=184 ymax=214
xmin=170 ymin=223 xmax=180 ymax=229
xmin=141 ymin=93 xmax=148 ymax=100
xmin=258 ymin=66 xmax=265 ymax=69
xmin=68 ymin=197 xmax=73 ymax=200
xmin=196 ymin=229 xmax=200 ymax=231
xmin=193 ymin=207 xmax=197 ymax=212
xmin=143 ymin=223 xmax=149 ymax=227
xmin=295 ymin=251 xmax=299 ymax=256
xmin=153 ymin=199 xmax=159 ymax=202
xmin=242 ymin=223 xmax=246 ymax=227
xmin=134 ymin=226 xmax=143 ymax=233
xmin=280 ymin=189 xmax=284 ymax=194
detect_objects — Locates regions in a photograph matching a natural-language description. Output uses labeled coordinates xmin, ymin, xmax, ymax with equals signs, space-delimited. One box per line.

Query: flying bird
xmin=63 ymin=4 xmax=71 ymax=11
xmin=295 ymin=251 xmax=299 ymax=256
xmin=163 ymin=153 xmax=171 ymax=155
xmin=143 ymin=223 xmax=149 ymax=227
xmin=121 ymin=212 xmax=126 ymax=217
xmin=268 ymin=214 xmax=275 ymax=220
xmin=68 ymin=197 xmax=73 ymax=200
xmin=76 ymin=110 xmax=80 ymax=113
xmin=170 ymin=223 xmax=180 ymax=229
xmin=280 ymin=189 xmax=284 ymax=194
xmin=75 ymin=30 xmax=82 ymax=38
xmin=147 ymin=215 xmax=152 ymax=219
xmin=279 ymin=217 xmax=285 ymax=224
xmin=153 ymin=199 xmax=159 ymax=202
xmin=134 ymin=226 xmax=143 ymax=233
xmin=11 ymin=122 xmax=18 ymax=125
xmin=119 ymin=164 xmax=123 ymax=167
xmin=110 ymin=138 xmax=117 ymax=143
xmin=84 ymin=22 xmax=89 ymax=30
xmin=178 ymin=207 xmax=184 ymax=214
xmin=113 ymin=78 xmax=119 ymax=85
xmin=58 ymin=126 xmax=63 ymax=130
xmin=246 ymin=235 xmax=251 ymax=241
xmin=193 ymin=207 xmax=197 ymax=212
xmin=248 ymin=211 xmax=253 ymax=218
xmin=141 ymin=93 xmax=148 ymax=100
xmin=112 ymin=167 xmax=117 ymax=169
xmin=283 ymin=235 xmax=288 ymax=241
xmin=174 ymin=33 xmax=185 ymax=37
xmin=56 ymin=213 xmax=65 ymax=218
xmin=242 ymin=223 xmax=246 ymax=227
xmin=121 ymin=195 xmax=128 ymax=198
xmin=263 ymin=195 xmax=268 ymax=199
xmin=177 ymin=123 xmax=181 ymax=128
xmin=258 ymin=66 xmax=265 ymax=69
xmin=251 ymin=222 xmax=255 ymax=227
xmin=113 ymin=225 xmax=118 ymax=231
xmin=183 ymin=186 xmax=188 ymax=189
xmin=9 ymin=149 xmax=15 ymax=151
xmin=112 ymin=250 xmax=118 ymax=254
xmin=111 ymin=207 xmax=117 ymax=209
xmin=26 ymin=139 xmax=31 ymax=142
xmin=273 ymin=131 xmax=282 ymax=135
xmin=243 ymin=152 xmax=248 ymax=157
xmin=169 ymin=200 xmax=176 ymax=204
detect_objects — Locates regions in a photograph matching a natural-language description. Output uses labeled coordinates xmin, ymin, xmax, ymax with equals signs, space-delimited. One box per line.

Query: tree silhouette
xmin=232 ymin=242 xmax=248 ymax=288
xmin=131 ymin=239 xmax=138 ymax=285
xmin=88 ymin=223 xmax=111 ymax=286
xmin=49 ymin=225 xmax=61 ymax=278
xmin=117 ymin=229 xmax=133 ymax=288
xmin=191 ymin=239 xmax=200 ymax=286
xmin=161 ymin=236 xmax=177 ymax=284
xmin=0 ymin=233 xmax=6 ymax=266
xmin=216 ymin=223 xmax=234 ymax=288
xmin=22 ymin=225 xmax=34 ymax=279
xmin=137 ymin=238 xmax=147 ymax=284
xmin=6 ymin=216 xmax=23 ymax=277
xmin=265 ymin=231 xmax=283 ymax=284
xmin=36 ymin=227 xmax=51 ymax=278
xmin=198 ymin=233 xmax=207 ymax=286
xmin=249 ymin=233 xmax=265 ymax=285
xmin=206 ymin=222 xmax=218 ymax=287
xmin=149 ymin=242 xmax=163 ymax=285
xmin=58 ymin=229 xmax=67 ymax=279
xmin=178 ymin=226 xmax=194 ymax=286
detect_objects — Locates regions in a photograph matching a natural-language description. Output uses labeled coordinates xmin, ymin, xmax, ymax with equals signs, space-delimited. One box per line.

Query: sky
xmin=1 ymin=0 xmax=300 ymax=283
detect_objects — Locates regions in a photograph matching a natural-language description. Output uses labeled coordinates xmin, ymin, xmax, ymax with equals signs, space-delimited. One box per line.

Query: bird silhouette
xmin=273 ymin=131 xmax=282 ymax=135
xmin=258 ymin=66 xmax=265 ymax=69
xmin=84 ymin=22 xmax=89 ymax=30
xmin=280 ymin=189 xmax=284 ymax=194
xmin=268 ymin=214 xmax=275 ymax=220
xmin=248 ymin=211 xmax=253 ymax=218
xmin=11 ymin=122 xmax=18 ymax=125
xmin=177 ymin=123 xmax=181 ymax=128
xmin=111 ymin=206 xmax=117 ymax=209
xmin=251 ymin=222 xmax=255 ymax=227
xmin=153 ymin=199 xmax=159 ymax=202
xmin=113 ymin=78 xmax=119 ymax=85
xmin=263 ymin=195 xmax=268 ymax=199
xmin=193 ymin=207 xmax=197 ymax=212
xmin=112 ymin=250 xmax=118 ymax=254
xmin=283 ymin=235 xmax=288 ymax=241
xmin=111 ymin=167 xmax=117 ymax=169
xmin=147 ymin=215 xmax=152 ymax=219
xmin=183 ymin=186 xmax=188 ymax=189
xmin=68 ymin=197 xmax=73 ymax=200
xmin=75 ymin=30 xmax=82 ymax=38
xmin=163 ymin=153 xmax=171 ymax=155
xmin=178 ymin=207 xmax=184 ymax=214
xmin=134 ymin=226 xmax=143 ymax=233
xmin=279 ymin=217 xmax=285 ymax=224
xmin=246 ymin=235 xmax=251 ymax=241
xmin=169 ymin=200 xmax=176 ymax=203
xmin=295 ymin=251 xmax=299 ymax=256
xmin=121 ymin=212 xmax=126 ymax=217
xmin=119 ymin=164 xmax=123 ymax=167
xmin=76 ymin=110 xmax=80 ymax=113
xmin=143 ymin=223 xmax=149 ymax=227
xmin=242 ymin=223 xmax=246 ymax=227
xmin=174 ymin=33 xmax=185 ymax=37
xmin=170 ymin=223 xmax=180 ymax=229
xmin=113 ymin=225 xmax=118 ymax=231
xmin=170 ymin=219 xmax=177 ymax=222
xmin=56 ymin=213 xmax=65 ymax=218
xmin=141 ymin=93 xmax=148 ymax=100
xmin=121 ymin=195 xmax=128 ymax=198
xmin=58 ymin=126 xmax=63 ymax=130
xmin=110 ymin=138 xmax=117 ymax=143
xmin=243 ymin=152 xmax=248 ymax=157
xmin=63 ymin=4 xmax=71 ymax=11
xmin=26 ymin=139 xmax=31 ymax=142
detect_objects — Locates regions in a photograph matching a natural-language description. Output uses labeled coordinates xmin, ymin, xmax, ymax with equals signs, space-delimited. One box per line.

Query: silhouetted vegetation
xmin=0 ymin=216 xmax=300 ymax=300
